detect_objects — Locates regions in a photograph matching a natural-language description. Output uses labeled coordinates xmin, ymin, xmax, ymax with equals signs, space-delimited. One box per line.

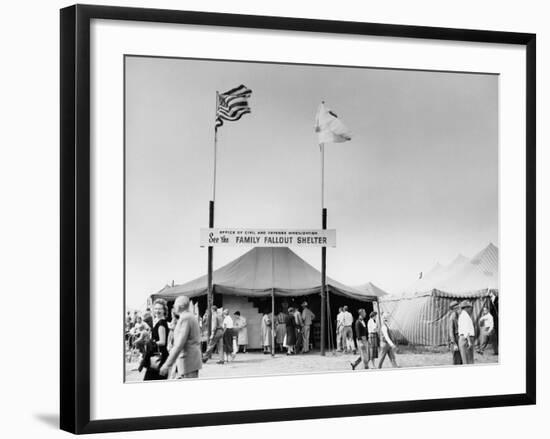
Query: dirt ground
xmin=125 ymin=345 xmax=498 ymax=382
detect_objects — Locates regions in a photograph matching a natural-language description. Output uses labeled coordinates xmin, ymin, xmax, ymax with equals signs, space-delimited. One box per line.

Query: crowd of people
xmin=334 ymin=307 xmax=399 ymax=370
xmin=124 ymin=296 xmax=497 ymax=380
xmin=448 ymin=300 xmax=496 ymax=365
xmin=203 ymin=300 xmax=317 ymax=362
xmin=125 ymin=296 xmax=203 ymax=379
xmin=125 ymin=298 xmax=318 ymax=380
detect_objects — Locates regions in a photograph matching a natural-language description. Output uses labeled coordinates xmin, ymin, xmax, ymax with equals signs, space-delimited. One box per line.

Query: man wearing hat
xmin=301 ymin=301 xmax=315 ymax=353
xmin=457 ymin=300 xmax=475 ymax=364
xmin=448 ymin=301 xmax=462 ymax=365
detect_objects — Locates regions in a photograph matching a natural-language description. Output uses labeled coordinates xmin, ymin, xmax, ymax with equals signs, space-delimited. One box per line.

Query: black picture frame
xmin=60 ymin=4 xmax=536 ymax=434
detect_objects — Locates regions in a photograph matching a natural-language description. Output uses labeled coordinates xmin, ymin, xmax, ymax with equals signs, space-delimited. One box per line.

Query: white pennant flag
xmin=314 ymin=101 xmax=352 ymax=145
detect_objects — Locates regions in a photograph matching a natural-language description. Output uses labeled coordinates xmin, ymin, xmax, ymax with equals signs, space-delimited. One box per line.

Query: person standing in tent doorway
xmin=367 ymin=311 xmax=379 ymax=368
xmin=275 ymin=308 xmax=287 ymax=353
xmin=448 ymin=301 xmax=463 ymax=365
xmin=301 ymin=301 xmax=316 ymax=353
xmin=341 ymin=306 xmax=356 ymax=354
xmin=233 ymin=311 xmax=248 ymax=354
xmin=457 ymin=301 xmax=475 ymax=364
xmin=261 ymin=311 xmax=272 ymax=354
xmin=477 ymin=306 xmax=494 ymax=355
xmin=378 ymin=313 xmax=399 ymax=368
xmin=293 ymin=306 xmax=304 ymax=353
xmin=284 ymin=307 xmax=297 ymax=355
xmin=202 ymin=305 xmax=224 ymax=364
xmin=222 ymin=309 xmax=235 ymax=362
xmin=159 ymin=296 xmax=202 ymax=379
xmin=336 ymin=307 xmax=345 ymax=352
xmin=350 ymin=309 xmax=370 ymax=370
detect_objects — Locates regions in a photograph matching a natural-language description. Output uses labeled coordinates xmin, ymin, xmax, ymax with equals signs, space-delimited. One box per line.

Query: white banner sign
xmin=200 ymin=228 xmax=336 ymax=247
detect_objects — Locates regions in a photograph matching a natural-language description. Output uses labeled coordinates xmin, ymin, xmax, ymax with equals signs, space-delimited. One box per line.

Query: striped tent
xmin=381 ymin=288 xmax=497 ymax=345
xmin=380 ymin=243 xmax=499 ymax=346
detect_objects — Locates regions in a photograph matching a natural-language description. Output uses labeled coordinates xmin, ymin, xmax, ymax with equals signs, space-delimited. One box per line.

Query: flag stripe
xmin=218 ymin=103 xmax=249 ymax=116
xmin=215 ymin=84 xmax=252 ymax=130
xmin=223 ymin=84 xmax=251 ymax=96
xmin=218 ymin=108 xmax=250 ymax=119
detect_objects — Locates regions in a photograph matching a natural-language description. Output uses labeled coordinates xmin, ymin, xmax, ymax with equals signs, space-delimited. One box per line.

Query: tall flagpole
xmin=212 ymin=91 xmax=219 ymax=202
xmin=207 ymin=91 xmax=218 ymax=338
xmin=320 ymin=142 xmax=327 ymax=356
xmin=321 ymin=143 xmax=325 ymax=209
xmin=271 ymin=247 xmax=276 ymax=357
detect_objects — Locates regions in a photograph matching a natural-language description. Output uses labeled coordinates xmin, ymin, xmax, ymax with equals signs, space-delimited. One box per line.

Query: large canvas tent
xmin=380 ymin=243 xmax=499 ymax=346
xmin=151 ymin=247 xmax=378 ymax=349
xmin=354 ymin=282 xmax=389 ymax=298
xmin=151 ymin=246 xmax=378 ymax=302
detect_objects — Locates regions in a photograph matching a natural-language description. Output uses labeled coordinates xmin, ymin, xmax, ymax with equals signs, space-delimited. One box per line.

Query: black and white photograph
xmin=124 ymin=56 xmax=499 ymax=382
xmin=1 ymin=0 xmax=544 ymax=436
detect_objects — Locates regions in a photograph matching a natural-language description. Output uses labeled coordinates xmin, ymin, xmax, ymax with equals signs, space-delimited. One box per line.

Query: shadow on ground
xmin=34 ymin=413 xmax=59 ymax=429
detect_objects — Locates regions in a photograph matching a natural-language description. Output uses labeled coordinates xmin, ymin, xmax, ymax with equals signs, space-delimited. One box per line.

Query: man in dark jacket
xmin=448 ymin=301 xmax=462 ymax=365
xmin=202 ymin=305 xmax=225 ymax=364
xmin=350 ymin=309 xmax=369 ymax=370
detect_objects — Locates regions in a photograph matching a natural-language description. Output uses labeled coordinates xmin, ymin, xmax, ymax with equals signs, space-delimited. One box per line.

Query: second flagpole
xmin=320 ymin=143 xmax=327 ymax=356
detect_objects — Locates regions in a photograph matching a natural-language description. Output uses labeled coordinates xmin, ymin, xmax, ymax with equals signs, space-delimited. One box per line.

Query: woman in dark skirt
xmin=367 ymin=311 xmax=379 ymax=368
xmin=222 ymin=309 xmax=235 ymax=362
xmin=284 ymin=308 xmax=296 ymax=355
xmin=141 ymin=299 xmax=169 ymax=381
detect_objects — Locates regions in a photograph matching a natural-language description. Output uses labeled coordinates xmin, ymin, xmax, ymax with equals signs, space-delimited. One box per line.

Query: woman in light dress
xmin=233 ymin=311 xmax=248 ymax=353
xmin=261 ymin=312 xmax=272 ymax=354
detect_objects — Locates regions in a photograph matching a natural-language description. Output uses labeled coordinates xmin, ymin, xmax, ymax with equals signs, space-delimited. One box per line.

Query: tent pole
xmin=376 ymin=299 xmax=381 ymax=331
xmin=320 ymin=208 xmax=327 ymax=356
xmin=271 ymin=247 xmax=275 ymax=356
xmin=326 ymin=288 xmax=333 ymax=353
xmin=271 ymin=288 xmax=275 ymax=357
xmin=207 ymin=200 xmax=214 ymax=338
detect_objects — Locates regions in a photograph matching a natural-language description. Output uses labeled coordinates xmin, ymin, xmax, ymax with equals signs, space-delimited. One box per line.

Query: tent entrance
xmin=226 ymin=292 xmax=375 ymax=352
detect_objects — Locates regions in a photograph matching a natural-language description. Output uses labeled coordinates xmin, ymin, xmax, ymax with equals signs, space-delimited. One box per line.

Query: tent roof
xmin=354 ymin=281 xmax=389 ymax=297
xmin=151 ymin=247 xmax=377 ymax=302
xmin=382 ymin=287 xmax=498 ymax=302
xmin=398 ymin=243 xmax=498 ymax=298
xmin=438 ymin=243 xmax=498 ymax=292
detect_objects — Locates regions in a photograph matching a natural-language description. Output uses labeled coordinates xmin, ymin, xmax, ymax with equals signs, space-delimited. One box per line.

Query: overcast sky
xmin=125 ymin=56 xmax=498 ymax=309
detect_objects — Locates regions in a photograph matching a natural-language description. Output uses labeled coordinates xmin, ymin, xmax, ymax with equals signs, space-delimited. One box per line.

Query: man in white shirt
xmin=367 ymin=311 xmax=379 ymax=368
xmin=477 ymin=306 xmax=494 ymax=354
xmin=341 ymin=306 xmax=356 ymax=354
xmin=301 ymin=302 xmax=315 ymax=353
xmin=222 ymin=309 xmax=236 ymax=362
xmin=457 ymin=300 xmax=475 ymax=364
xmin=336 ymin=307 xmax=344 ymax=352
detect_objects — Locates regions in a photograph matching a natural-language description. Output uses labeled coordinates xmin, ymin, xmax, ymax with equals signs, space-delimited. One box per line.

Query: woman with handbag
xmin=142 ymin=299 xmax=169 ymax=380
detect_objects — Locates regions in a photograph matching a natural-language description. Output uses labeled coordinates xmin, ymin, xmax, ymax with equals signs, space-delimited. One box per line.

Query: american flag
xmin=215 ymin=84 xmax=252 ymax=130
